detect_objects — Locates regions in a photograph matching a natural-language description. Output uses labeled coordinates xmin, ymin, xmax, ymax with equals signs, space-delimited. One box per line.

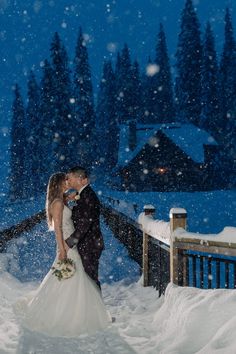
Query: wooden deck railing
xmin=101 ymin=204 xmax=171 ymax=295
xmin=0 ymin=210 xmax=46 ymax=252
xmin=143 ymin=234 xmax=170 ymax=296
xmin=171 ymin=237 xmax=236 ymax=289
xmin=102 ymin=203 xmax=236 ymax=294
xmin=101 ymin=204 xmax=143 ymax=267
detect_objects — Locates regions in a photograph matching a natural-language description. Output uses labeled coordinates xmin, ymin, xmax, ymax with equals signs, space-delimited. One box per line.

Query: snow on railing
xmin=173 ymin=226 xmax=236 ymax=244
xmin=137 ymin=212 xmax=171 ymax=245
xmin=100 ymin=195 xmax=138 ymax=218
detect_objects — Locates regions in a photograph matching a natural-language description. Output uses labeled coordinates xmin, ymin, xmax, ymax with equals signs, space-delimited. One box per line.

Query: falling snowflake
xmin=146 ymin=64 xmax=160 ymax=77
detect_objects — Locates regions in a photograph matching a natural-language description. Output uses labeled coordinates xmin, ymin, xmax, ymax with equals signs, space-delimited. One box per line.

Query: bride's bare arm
xmin=51 ymin=200 xmax=66 ymax=260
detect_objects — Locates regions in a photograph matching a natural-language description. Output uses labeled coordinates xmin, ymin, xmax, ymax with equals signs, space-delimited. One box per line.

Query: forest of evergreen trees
xmin=9 ymin=0 xmax=236 ymax=200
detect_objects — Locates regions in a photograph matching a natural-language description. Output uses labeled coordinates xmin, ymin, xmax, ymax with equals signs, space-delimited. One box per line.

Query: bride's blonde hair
xmin=46 ymin=172 xmax=66 ymax=227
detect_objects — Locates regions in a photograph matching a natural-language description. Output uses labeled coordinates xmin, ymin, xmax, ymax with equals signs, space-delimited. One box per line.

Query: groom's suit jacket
xmin=66 ymin=185 xmax=104 ymax=255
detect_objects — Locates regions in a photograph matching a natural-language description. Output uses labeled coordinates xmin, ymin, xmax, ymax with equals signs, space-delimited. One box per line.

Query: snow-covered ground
xmin=1 ymin=252 xmax=236 ymax=353
xmin=1 ymin=219 xmax=236 ymax=353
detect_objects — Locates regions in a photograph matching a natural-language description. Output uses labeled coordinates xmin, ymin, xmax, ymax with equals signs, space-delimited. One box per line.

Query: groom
xmin=65 ymin=166 xmax=104 ymax=289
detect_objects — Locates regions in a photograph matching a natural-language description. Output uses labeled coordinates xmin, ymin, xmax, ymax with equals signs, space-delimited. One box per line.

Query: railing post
xmin=142 ymin=204 xmax=155 ymax=287
xmin=143 ymin=232 xmax=149 ymax=286
xmin=169 ymin=208 xmax=187 ymax=285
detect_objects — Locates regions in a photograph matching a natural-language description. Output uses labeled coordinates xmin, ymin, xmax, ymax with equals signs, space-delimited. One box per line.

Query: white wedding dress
xmin=15 ymin=205 xmax=111 ymax=337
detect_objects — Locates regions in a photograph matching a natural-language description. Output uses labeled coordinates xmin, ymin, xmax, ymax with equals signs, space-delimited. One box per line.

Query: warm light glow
xmin=154 ymin=167 xmax=168 ymax=174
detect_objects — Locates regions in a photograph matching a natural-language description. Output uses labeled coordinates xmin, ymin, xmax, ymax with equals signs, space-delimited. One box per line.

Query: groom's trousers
xmin=80 ymin=249 xmax=102 ymax=290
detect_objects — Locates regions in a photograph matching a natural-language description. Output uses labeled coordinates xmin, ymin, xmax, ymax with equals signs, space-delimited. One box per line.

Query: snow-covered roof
xmin=118 ymin=122 xmax=217 ymax=167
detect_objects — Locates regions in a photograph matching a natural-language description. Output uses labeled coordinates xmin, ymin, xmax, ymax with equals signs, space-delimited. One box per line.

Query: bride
xmin=15 ymin=172 xmax=111 ymax=337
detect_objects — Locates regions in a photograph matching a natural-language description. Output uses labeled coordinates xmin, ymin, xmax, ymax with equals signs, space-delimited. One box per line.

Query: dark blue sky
xmin=0 ymin=0 xmax=235 ymax=191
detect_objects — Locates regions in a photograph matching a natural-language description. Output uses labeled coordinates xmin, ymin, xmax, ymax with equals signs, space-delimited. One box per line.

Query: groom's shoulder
xmin=83 ymin=185 xmax=98 ymax=198
xmin=85 ymin=186 xmax=100 ymax=202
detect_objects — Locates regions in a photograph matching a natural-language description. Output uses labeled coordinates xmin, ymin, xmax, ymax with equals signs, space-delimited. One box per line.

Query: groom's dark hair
xmin=68 ymin=166 xmax=89 ymax=179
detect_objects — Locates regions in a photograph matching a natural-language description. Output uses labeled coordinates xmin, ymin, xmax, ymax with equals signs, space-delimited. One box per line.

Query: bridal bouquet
xmin=51 ymin=258 xmax=76 ymax=281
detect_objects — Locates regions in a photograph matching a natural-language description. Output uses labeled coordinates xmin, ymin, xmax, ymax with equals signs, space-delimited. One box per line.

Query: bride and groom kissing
xmin=15 ymin=166 xmax=111 ymax=337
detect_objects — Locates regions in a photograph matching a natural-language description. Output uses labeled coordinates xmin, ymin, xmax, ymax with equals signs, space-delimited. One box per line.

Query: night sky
xmin=0 ymin=0 xmax=235 ymax=192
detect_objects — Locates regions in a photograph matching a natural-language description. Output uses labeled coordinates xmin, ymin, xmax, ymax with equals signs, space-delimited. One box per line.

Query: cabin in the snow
xmin=114 ymin=122 xmax=221 ymax=192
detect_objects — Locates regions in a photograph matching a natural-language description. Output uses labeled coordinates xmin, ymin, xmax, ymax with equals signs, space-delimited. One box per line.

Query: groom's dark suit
xmin=65 ymin=185 xmax=104 ymax=289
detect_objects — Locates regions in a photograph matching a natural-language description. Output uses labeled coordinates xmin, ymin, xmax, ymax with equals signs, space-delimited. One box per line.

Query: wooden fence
xmin=102 ymin=204 xmax=236 ymax=294
xmin=171 ymin=237 xmax=236 ymax=289
xmin=0 ymin=210 xmax=46 ymax=252
xmin=101 ymin=204 xmax=171 ymax=295
xmin=101 ymin=204 xmax=143 ymax=267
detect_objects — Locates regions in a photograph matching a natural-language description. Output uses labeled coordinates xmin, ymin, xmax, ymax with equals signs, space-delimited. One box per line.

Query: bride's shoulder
xmin=50 ymin=198 xmax=64 ymax=210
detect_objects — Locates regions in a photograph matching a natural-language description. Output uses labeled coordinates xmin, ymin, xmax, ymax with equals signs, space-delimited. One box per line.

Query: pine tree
xmin=219 ymin=8 xmax=236 ymax=134
xmin=142 ymin=57 xmax=158 ymax=123
xmin=26 ymin=71 xmax=41 ymax=195
xmin=50 ymin=32 xmax=75 ymax=171
xmin=175 ymin=0 xmax=202 ymax=125
xmin=115 ymin=52 xmax=121 ymax=75
xmin=217 ymin=8 xmax=236 ymax=185
xmin=73 ymin=27 xmax=96 ymax=168
xmin=38 ymin=59 xmax=57 ymax=190
xmin=219 ymin=8 xmax=236 ymax=186
xmin=115 ymin=44 xmax=134 ymax=124
xmin=155 ymin=23 xmax=175 ymax=123
xmin=201 ymin=22 xmax=220 ymax=135
xmin=139 ymin=69 xmax=150 ymax=123
xmin=96 ymin=60 xmax=119 ymax=169
xmin=130 ymin=60 xmax=142 ymax=121
xmin=9 ymin=85 xmax=28 ymax=200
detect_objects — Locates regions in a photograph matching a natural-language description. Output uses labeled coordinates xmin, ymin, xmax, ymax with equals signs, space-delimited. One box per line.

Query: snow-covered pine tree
xmin=96 ymin=60 xmax=119 ymax=170
xmin=50 ymin=32 xmax=75 ymax=171
xmin=38 ymin=59 xmax=57 ymax=190
xmin=219 ymin=8 xmax=236 ymax=136
xmin=130 ymin=60 xmax=142 ymax=122
xmin=9 ymin=85 xmax=28 ymax=200
xmin=115 ymin=52 xmax=121 ymax=80
xmin=200 ymin=22 xmax=220 ymax=136
xmin=142 ymin=56 xmax=158 ymax=124
xmin=155 ymin=23 xmax=175 ymax=123
xmin=25 ymin=71 xmax=41 ymax=196
xmin=115 ymin=44 xmax=134 ymax=124
xmin=218 ymin=8 xmax=236 ymax=186
xmin=138 ymin=69 xmax=149 ymax=124
xmin=73 ymin=27 xmax=96 ymax=168
xmin=175 ymin=0 xmax=202 ymax=125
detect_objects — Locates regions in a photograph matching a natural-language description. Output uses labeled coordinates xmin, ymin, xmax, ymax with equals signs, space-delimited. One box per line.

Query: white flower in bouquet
xmin=51 ymin=258 xmax=76 ymax=281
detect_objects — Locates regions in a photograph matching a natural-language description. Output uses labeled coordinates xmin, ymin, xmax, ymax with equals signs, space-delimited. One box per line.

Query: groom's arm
xmin=65 ymin=193 xmax=100 ymax=248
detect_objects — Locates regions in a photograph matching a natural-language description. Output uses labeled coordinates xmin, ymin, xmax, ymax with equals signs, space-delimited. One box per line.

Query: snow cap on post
xmin=169 ymin=208 xmax=187 ymax=233
xmin=143 ymin=204 xmax=156 ymax=215
xmin=169 ymin=208 xmax=187 ymax=218
xmin=143 ymin=204 xmax=155 ymax=211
